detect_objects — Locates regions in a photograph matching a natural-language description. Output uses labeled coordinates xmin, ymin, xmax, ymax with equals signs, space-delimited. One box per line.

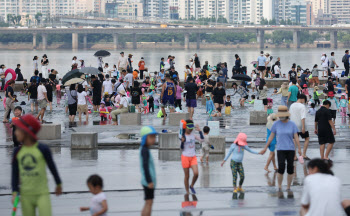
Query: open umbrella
xmin=62 ymin=69 xmax=83 ymax=84
xmin=64 ymin=78 xmax=85 ymax=86
xmin=80 ymin=67 xmax=100 ymax=75
xmin=232 ymin=74 xmax=252 ymax=81
xmin=94 ymin=50 xmax=111 ymax=58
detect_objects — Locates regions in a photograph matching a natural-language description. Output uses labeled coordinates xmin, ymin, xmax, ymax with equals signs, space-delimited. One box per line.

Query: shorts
xmin=268 ymin=142 xmax=276 ymax=151
xmin=262 ymin=98 xmax=268 ymax=105
xmin=298 ymin=131 xmax=309 ymax=139
xmin=68 ymin=103 xmax=77 ymax=116
xmin=160 ymin=100 xmax=174 ymax=109
xmin=181 ymin=155 xmax=198 ymax=169
xmin=266 ymin=67 xmax=271 ymax=72
xmin=277 ymin=150 xmax=295 ymax=175
xmin=258 ymin=66 xmax=266 ymax=71
xmin=318 ymin=133 xmax=335 ymax=145
xmin=30 ymin=99 xmax=38 ymax=105
xmin=310 ymin=77 xmax=320 ymax=84
xmin=331 ymin=110 xmax=337 ymax=119
xmin=186 ymin=99 xmax=197 ymax=108
xmin=77 ymin=104 xmax=88 ymax=113
xmin=143 ymin=186 xmax=154 ymax=200
xmin=202 ymin=147 xmax=209 ymax=157
xmin=93 ymin=97 xmax=101 ymax=106
xmin=38 ymin=99 xmax=47 ymax=109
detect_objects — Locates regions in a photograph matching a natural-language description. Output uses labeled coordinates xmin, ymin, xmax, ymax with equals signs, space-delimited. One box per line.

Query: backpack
xmin=342 ymin=54 xmax=348 ymax=63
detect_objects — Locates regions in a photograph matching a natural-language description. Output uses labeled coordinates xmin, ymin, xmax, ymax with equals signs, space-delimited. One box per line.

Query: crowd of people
xmin=3 ymin=49 xmax=350 ymax=216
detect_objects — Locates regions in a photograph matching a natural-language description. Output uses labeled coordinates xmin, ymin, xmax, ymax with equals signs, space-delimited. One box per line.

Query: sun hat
xmin=119 ymin=89 xmax=126 ymax=95
xmin=234 ymin=133 xmax=248 ymax=146
xmin=100 ymin=101 xmax=105 ymax=104
xmin=275 ymin=106 xmax=290 ymax=117
xmin=12 ymin=114 xmax=41 ymax=140
xmin=140 ymin=126 xmax=158 ymax=146
xmin=328 ymin=91 xmax=334 ymax=97
xmin=205 ymin=93 xmax=211 ymax=97
xmin=266 ymin=113 xmax=278 ymax=130
xmin=186 ymin=122 xmax=194 ymax=129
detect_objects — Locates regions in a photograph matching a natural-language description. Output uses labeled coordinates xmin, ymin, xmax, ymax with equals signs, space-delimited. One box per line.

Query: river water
xmin=0 ymin=48 xmax=346 ymax=80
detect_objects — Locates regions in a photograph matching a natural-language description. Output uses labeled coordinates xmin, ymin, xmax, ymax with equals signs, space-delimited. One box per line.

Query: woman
xmin=49 ymin=69 xmax=58 ymax=85
xmin=184 ymin=65 xmax=192 ymax=81
xmin=272 ymin=82 xmax=289 ymax=106
xmin=175 ymin=81 xmax=183 ymax=110
xmin=45 ymin=79 xmax=53 ymax=111
xmin=111 ymin=90 xmax=129 ymax=125
xmin=72 ymin=56 xmax=78 ymax=70
xmin=232 ymin=83 xmax=249 ymax=107
xmin=257 ymin=79 xmax=268 ymax=111
xmin=3 ymin=80 xmax=16 ymax=123
xmin=205 ymin=77 xmax=215 ymax=95
xmin=67 ymin=84 xmax=78 ymax=122
xmin=79 ymin=58 xmax=85 ymax=69
xmin=212 ymin=82 xmax=226 ymax=108
xmin=300 ymin=159 xmax=344 ymax=216
xmin=41 ymin=54 xmax=49 ymax=78
xmin=77 ymin=84 xmax=88 ymax=122
xmin=260 ymin=106 xmax=302 ymax=191
xmin=234 ymin=54 xmax=241 ymax=76
xmin=33 ymin=56 xmax=39 ymax=72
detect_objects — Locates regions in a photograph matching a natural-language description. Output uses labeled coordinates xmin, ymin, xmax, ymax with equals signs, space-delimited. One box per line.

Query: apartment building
xmin=330 ymin=0 xmax=350 ymax=23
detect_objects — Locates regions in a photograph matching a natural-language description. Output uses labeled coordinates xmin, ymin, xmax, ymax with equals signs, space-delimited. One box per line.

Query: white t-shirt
xmin=82 ymin=80 xmax=90 ymax=89
xmin=114 ymin=82 xmax=125 ymax=94
xmin=90 ymin=192 xmax=107 ymax=216
xmin=33 ymin=60 xmax=38 ymax=70
xmin=72 ymin=60 xmax=77 ymax=66
xmin=112 ymin=69 xmax=118 ymax=77
xmin=102 ymin=79 xmax=113 ymax=94
xmin=37 ymin=85 xmax=47 ymax=100
xmin=266 ymin=56 xmax=272 ymax=67
xmin=77 ymin=91 xmax=87 ymax=105
xmin=118 ymin=56 xmax=128 ymax=69
xmin=321 ymin=56 xmax=329 ymax=68
xmin=301 ymin=173 xmax=343 ymax=216
xmin=289 ymin=102 xmax=307 ymax=131
xmin=124 ymin=73 xmax=134 ymax=88
xmin=274 ymin=65 xmax=280 ymax=74
xmin=120 ymin=96 xmax=128 ymax=108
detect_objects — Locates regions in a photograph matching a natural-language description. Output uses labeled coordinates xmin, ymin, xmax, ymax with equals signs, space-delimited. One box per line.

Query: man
xmin=289 ymin=94 xmax=310 ymax=160
xmin=288 ymin=66 xmax=297 ymax=83
xmin=265 ymin=53 xmax=273 ymax=78
xmin=103 ymin=63 xmax=111 ymax=75
xmin=118 ymin=52 xmax=128 ymax=72
xmin=342 ymin=50 xmax=350 ymax=77
xmin=257 ymin=51 xmax=266 ymax=77
xmin=30 ymin=70 xmax=41 ymax=85
xmin=127 ymin=54 xmax=133 ymax=73
xmin=345 ymin=76 xmax=350 ymax=116
xmin=36 ymin=79 xmax=49 ymax=123
xmin=315 ymin=100 xmax=336 ymax=160
xmin=287 ymin=80 xmax=299 ymax=109
xmin=138 ymin=57 xmax=146 ymax=80
xmin=169 ymin=66 xmax=177 ymax=78
xmin=160 ymin=57 xmax=165 ymax=71
xmin=160 ymin=74 xmax=176 ymax=119
xmin=124 ymin=70 xmax=134 ymax=89
xmin=329 ymin=52 xmax=339 ymax=74
xmin=102 ymin=74 xmax=113 ymax=97
xmin=185 ymin=77 xmax=198 ymax=120
xmin=194 ymin=53 xmax=201 ymax=73
xmin=300 ymin=70 xmax=308 ymax=87
xmin=91 ymin=75 xmax=102 ymax=111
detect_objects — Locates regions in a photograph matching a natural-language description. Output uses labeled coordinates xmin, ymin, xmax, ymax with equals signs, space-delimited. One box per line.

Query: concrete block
xmin=249 ymin=111 xmax=267 ymax=125
xmin=71 ymin=132 xmax=98 ymax=149
xmin=37 ymin=124 xmax=61 ymax=140
xmin=159 ymin=132 xmax=179 ymax=150
xmin=120 ymin=113 xmax=141 ymax=125
xmin=168 ymin=113 xmax=189 ymax=126
xmin=209 ymin=136 xmax=225 ymax=154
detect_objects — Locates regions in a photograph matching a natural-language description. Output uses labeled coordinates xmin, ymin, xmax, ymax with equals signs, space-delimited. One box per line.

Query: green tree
xmin=35 ymin=12 xmax=42 ymax=25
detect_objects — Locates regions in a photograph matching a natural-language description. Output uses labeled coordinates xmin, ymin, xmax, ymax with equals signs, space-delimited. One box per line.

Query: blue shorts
xmin=161 ymin=99 xmax=174 ymax=108
xmin=268 ymin=142 xmax=276 ymax=152
xmin=186 ymin=99 xmax=197 ymax=108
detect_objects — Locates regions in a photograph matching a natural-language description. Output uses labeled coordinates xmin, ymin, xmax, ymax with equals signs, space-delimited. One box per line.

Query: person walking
xmin=33 ymin=56 xmax=39 ymax=72
xmin=257 ymin=51 xmax=267 ymax=77
xmin=321 ymin=53 xmax=329 ymax=77
xmin=3 ymin=80 xmax=16 ymax=123
xmin=41 ymin=54 xmax=49 ymax=79
xmin=272 ymin=82 xmax=289 ymax=106
xmin=287 ymin=80 xmax=299 ymax=109
xmin=127 ymin=54 xmax=133 ymax=73
xmin=36 ymin=80 xmax=49 ymax=123
xmin=185 ymin=77 xmax=198 ymax=120
xmin=77 ymin=84 xmax=89 ymax=123
xmin=118 ymin=52 xmax=128 ymax=72
xmin=310 ymin=64 xmax=323 ymax=88
xmin=260 ymin=105 xmax=302 ymax=191
xmin=329 ymin=52 xmax=339 ymax=74
xmin=194 ymin=53 xmax=201 ymax=73
xmin=315 ymin=100 xmax=336 ymax=160
xmin=67 ymin=84 xmax=78 ymax=123
xmin=212 ymin=82 xmax=226 ymax=109
xmin=160 ymin=74 xmax=176 ymax=119
xmin=342 ymin=50 xmax=350 ymax=77
xmin=175 ymin=81 xmax=183 ymax=110
xmin=138 ymin=57 xmax=146 ymax=80
xmin=91 ymin=75 xmax=102 ymax=111
xmin=326 ymin=91 xmax=339 ymax=124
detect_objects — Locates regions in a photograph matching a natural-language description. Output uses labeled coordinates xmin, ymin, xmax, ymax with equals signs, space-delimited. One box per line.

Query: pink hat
xmin=234 ymin=133 xmax=248 ymax=146
xmin=303 ymin=84 xmax=307 ymax=87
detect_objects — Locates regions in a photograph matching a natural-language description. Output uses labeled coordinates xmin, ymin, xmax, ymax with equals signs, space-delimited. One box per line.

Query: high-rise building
xmin=330 ymin=0 xmax=350 ymax=23
xmin=144 ymin=0 xmax=169 ymax=19
xmin=263 ymin=0 xmax=276 ymax=21
xmin=232 ymin=0 xmax=263 ymax=24
xmin=290 ymin=0 xmax=307 ymax=24
xmin=306 ymin=1 xmax=314 ymax=25
xmin=310 ymin=0 xmax=329 ymax=17
xmin=278 ymin=0 xmax=291 ymax=22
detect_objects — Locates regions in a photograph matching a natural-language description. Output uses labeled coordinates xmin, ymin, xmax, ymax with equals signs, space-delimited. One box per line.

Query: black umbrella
xmin=94 ymin=50 xmax=111 ymax=58
xmin=232 ymin=74 xmax=252 ymax=81
xmin=80 ymin=67 xmax=100 ymax=75
xmin=62 ymin=69 xmax=83 ymax=84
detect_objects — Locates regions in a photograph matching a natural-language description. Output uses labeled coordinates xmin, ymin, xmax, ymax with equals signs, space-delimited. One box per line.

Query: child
xmin=147 ymin=94 xmax=154 ymax=113
xmin=56 ymin=84 xmax=61 ymax=105
xmin=308 ymin=103 xmax=316 ymax=115
xmin=313 ymin=86 xmax=321 ymax=106
xmin=180 ymin=120 xmax=204 ymax=194
xmin=211 ymin=107 xmax=222 ymax=117
xmin=11 ymin=114 xmax=62 ymax=216
xmin=200 ymin=126 xmax=211 ymax=163
xmin=21 ymin=79 xmax=28 ymax=95
xmin=225 ymin=96 xmax=234 ymax=115
xmin=267 ymin=98 xmax=273 ymax=115
xmin=340 ymin=94 xmax=348 ymax=117
xmin=10 ymin=106 xmax=23 ymax=147
xmin=302 ymin=84 xmax=309 ymax=98
xmin=273 ymin=88 xmax=278 ymax=94
xmin=99 ymin=101 xmax=108 ymax=122
xmin=221 ymin=133 xmax=260 ymax=193
xmin=264 ymin=114 xmax=278 ymax=172
xmin=246 ymin=95 xmax=255 ymax=104
xmin=205 ymin=93 xmax=215 ymax=115
xmin=27 ymin=80 xmax=38 ymax=112
xmin=282 ymin=74 xmax=286 ymax=78
xmin=139 ymin=126 xmax=158 ymax=216
xmin=327 ymin=91 xmax=339 ymax=124
xmin=80 ymin=175 xmax=108 ymax=216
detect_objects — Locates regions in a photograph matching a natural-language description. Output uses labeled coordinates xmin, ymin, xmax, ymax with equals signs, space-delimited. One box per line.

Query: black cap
xmin=91 ymin=75 xmax=96 ymax=79
xmin=120 ymin=52 xmax=124 ymax=54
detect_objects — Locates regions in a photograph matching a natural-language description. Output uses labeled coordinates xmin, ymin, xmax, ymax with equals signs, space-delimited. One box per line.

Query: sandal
xmin=303 ymin=156 xmax=311 ymax=160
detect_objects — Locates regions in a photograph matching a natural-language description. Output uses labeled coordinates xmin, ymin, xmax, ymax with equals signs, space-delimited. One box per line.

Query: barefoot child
xmin=181 ymin=120 xmax=204 ymax=194
xmin=225 ymin=95 xmax=234 ymax=115
xmin=200 ymin=126 xmax=211 ymax=163
xmin=340 ymin=94 xmax=348 ymax=117
xmin=211 ymin=107 xmax=222 ymax=117
xmin=80 ymin=174 xmax=108 ymax=216
xmin=10 ymin=106 xmax=23 ymax=147
xmin=11 ymin=114 xmax=62 ymax=216
xmin=264 ymin=114 xmax=278 ymax=172
xmin=205 ymin=93 xmax=215 ymax=116
xmin=139 ymin=126 xmax=158 ymax=216
xmin=221 ymin=133 xmax=260 ymax=193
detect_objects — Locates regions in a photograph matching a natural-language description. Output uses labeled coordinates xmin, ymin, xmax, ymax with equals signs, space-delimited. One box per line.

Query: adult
xmin=131 ymin=81 xmax=142 ymax=112
xmin=102 ymin=74 xmax=113 ymax=97
xmin=118 ymin=52 xmax=128 ymax=72
xmin=184 ymin=65 xmax=192 ymax=81
xmin=138 ymin=57 xmax=146 ymax=80
xmin=0 ymin=64 xmax=6 ymax=90
xmin=127 ymin=54 xmax=133 ymax=73
xmin=103 ymin=63 xmax=110 ymax=75
xmin=72 ymin=56 xmax=78 ymax=70
xmin=233 ymin=54 xmax=241 ymax=77
xmin=77 ymin=84 xmax=88 ymax=122
xmin=48 ymin=69 xmax=58 ymax=85
xmin=175 ymin=81 xmax=183 ymax=110
xmin=265 ymin=53 xmax=273 ymax=78
xmin=260 ymin=105 xmax=302 ymax=191
xmin=221 ymin=63 xmax=228 ymax=83
xmin=310 ymin=64 xmax=323 ymax=88
xmin=345 ymin=77 xmax=350 ymax=116
xmin=272 ymin=82 xmax=289 ymax=106
xmin=30 ymin=70 xmax=41 ymax=85
xmin=194 ymin=53 xmax=201 ymax=73
xmin=205 ymin=77 xmax=215 ymax=95
xmin=3 ymin=80 xmax=15 ymax=123
xmin=273 ymin=61 xmax=281 ymax=78
xmin=185 ymin=77 xmax=198 ymax=120
xmin=91 ymin=75 xmax=102 ymax=111
xmin=329 ymin=52 xmax=339 ymax=74
xmin=288 ymin=65 xmax=297 ymax=83
xmin=315 ymin=100 xmax=336 ymax=160
xmin=160 ymin=74 xmax=176 ymax=118
xmin=79 ymin=58 xmax=85 ymax=69
xmin=257 ymin=51 xmax=266 ymax=77
xmin=15 ymin=64 xmax=23 ymax=81
xmin=300 ymin=70 xmax=308 ymax=88
xmin=67 ymin=84 xmax=77 ymax=123
xmin=41 ymin=54 xmax=49 ymax=78
xmin=257 ymin=79 xmax=268 ymax=111
xmin=300 ymin=159 xmax=343 ymax=216
xmin=342 ymin=50 xmax=350 ymax=77
xmin=289 ymin=94 xmax=310 ymax=160
xmin=27 ymin=80 xmax=38 ymax=112
xmin=111 ymin=90 xmax=129 ymax=125
xmin=36 ymin=80 xmax=49 ymax=123
xmin=321 ymin=53 xmax=329 ymax=77
xmin=212 ymin=82 xmax=226 ymax=108
xmin=33 ymin=56 xmax=39 ymax=72
xmin=287 ymin=80 xmax=299 ymax=109
xmin=124 ymin=69 xmax=134 ymax=89
xmin=45 ymin=78 xmax=53 ymax=111
xmin=97 ymin=57 xmax=103 ymax=72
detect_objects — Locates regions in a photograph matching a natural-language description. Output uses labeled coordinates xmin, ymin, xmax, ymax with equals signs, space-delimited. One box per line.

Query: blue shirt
xmin=257 ymin=56 xmax=266 ymax=66
xmin=288 ymin=85 xmax=299 ymax=102
xmin=222 ymin=67 xmax=228 ymax=78
xmin=224 ymin=144 xmax=258 ymax=163
xmin=271 ymin=120 xmax=299 ymax=151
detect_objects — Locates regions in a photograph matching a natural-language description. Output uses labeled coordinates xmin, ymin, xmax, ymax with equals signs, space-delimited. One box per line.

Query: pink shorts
xmin=181 ymin=155 xmax=198 ymax=169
